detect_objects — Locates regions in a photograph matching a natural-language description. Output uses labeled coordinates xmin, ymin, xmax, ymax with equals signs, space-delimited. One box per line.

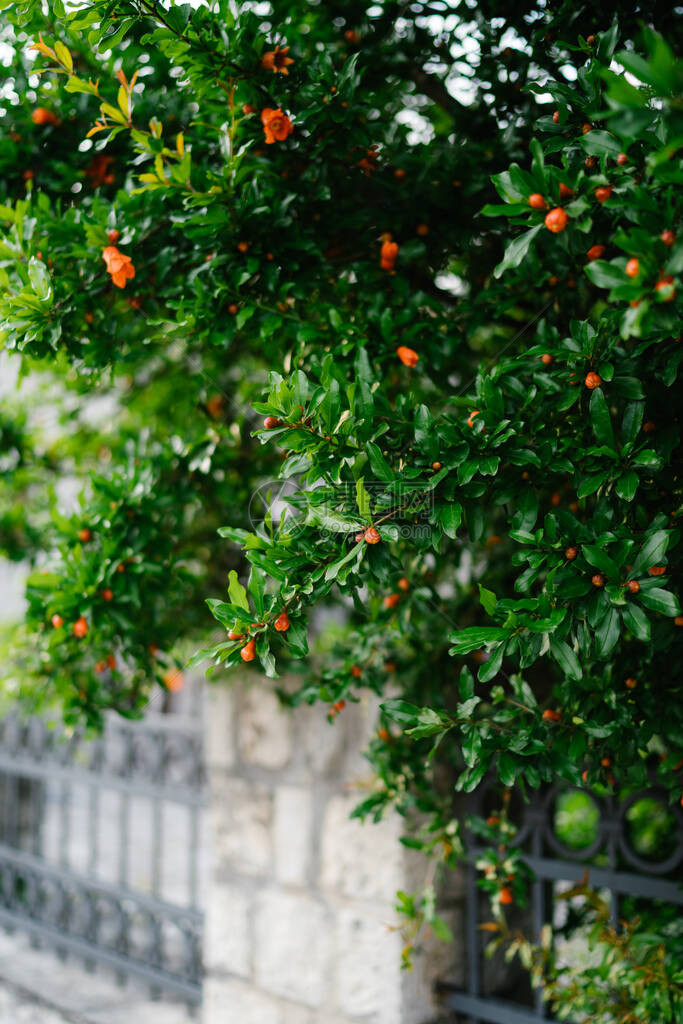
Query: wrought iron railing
xmin=0 ymin=708 xmax=206 ymax=1005
xmin=441 ymin=776 xmax=683 ymax=1024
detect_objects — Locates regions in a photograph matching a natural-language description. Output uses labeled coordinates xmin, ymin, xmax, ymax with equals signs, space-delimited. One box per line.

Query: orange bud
xmin=163 ymin=668 xmax=184 ymax=692
xmin=545 ymin=208 xmax=568 ymax=233
xmin=73 ymin=616 xmax=88 ymax=638
xmin=397 ymin=346 xmax=418 ymax=367
xmin=240 ymin=640 xmax=256 ymax=662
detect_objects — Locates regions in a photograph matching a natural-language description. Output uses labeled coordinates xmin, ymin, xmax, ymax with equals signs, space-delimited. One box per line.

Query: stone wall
xmin=202 ymin=682 xmax=463 ymax=1024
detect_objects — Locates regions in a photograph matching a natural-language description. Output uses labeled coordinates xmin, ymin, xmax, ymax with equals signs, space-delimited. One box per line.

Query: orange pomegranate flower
xmin=261 ymin=108 xmax=294 ymax=144
xmin=357 ymin=146 xmax=379 ymax=175
xmin=261 ymin=46 xmax=294 ymax=75
xmin=163 ymin=668 xmax=185 ymax=693
xmin=397 ymin=346 xmax=418 ymax=367
xmin=380 ymin=240 xmax=399 ymax=271
xmin=102 ymin=245 xmax=135 ymax=289
xmin=32 ymin=107 xmax=60 ymax=126
xmin=86 ymin=154 xmax=115 ymax=187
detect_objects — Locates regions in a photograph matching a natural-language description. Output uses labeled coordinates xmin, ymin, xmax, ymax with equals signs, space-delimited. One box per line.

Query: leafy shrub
xmin=0 ymin=0 xmax=680 ymax=1014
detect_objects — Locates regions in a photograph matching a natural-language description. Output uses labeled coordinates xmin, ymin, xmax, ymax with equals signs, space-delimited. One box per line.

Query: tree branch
xmin=408 ymin=64 xmax=465 ymax=119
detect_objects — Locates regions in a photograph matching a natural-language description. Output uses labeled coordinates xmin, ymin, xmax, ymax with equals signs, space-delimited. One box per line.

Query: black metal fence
xmin=442 ymin=777 xmax=683 ymax=1024
xmin=0 ymin=706 xmax=206 ymax=1006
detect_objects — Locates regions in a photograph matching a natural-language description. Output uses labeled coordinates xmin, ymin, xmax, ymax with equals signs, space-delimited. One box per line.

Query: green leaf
xmin=491 ymin=167 xmax=528 ymax=202
xmin=582 ymin=545 xmax=620 ymax=578
xmin=549 ymin=639 xmax=583 ymax=681
xmin=405 ymin=707 xmax=452 ymax=739
xmin=324 ymin=541 xmax=363 ymax=581
xmin=621 ymin=603 xmax=651 ymax=641
xmin=235 ymin=306 xmax=255 ymax=330
xmin=615 ymin=471 xmax=638 ymax=501
xmin=228 ymin=570 xmax=250 ymax=612
xmin=466 ymin=504 xmax=485 ymax=543
xmin=430 ymin=914 xmax=454 ymax=944
xmin=582 ymin=130 xmax=623 ymax=158
xmin=498 ymin=752 xmax=518 ymax=787
xmin=284 ymin=619 xmax=309 ymax=657
xmin=248 ymin=565 xmax=265 ymax=615
xmin=612 ymin=377 xmax=644 ymax=400
xmin=569 ymin=731 xmax=587 ymax=760
xmin=355 ymin=477 xmax=372 ymax=520
xmin=354 ymin=348 xmax=375 ymax=429
xmin=26 ymin=571 xmax=61 ymax=590
xmin=306 ymin=505 xmax=364 ymax=534
xmin=589 ymin=388 xmax=615 ymax=450
xmin=461 ymin=725 xmax=481 ymax=767
xmin=256 ymin=636 xmax=278 ymax=678
xmin=65 ymin=76 xmax=100 ymax=96
xmin=381 ymin=699 xmax=422 ymax=725
xmin=366 ymin=442 xmax=394 ymax=481
xmin=458 ymin=667 xmax=475 ymax=701
xmin=479 ymin=585 xmax=498 ymax=616
xmin=437 ymin=502 xmax=462 ymax=539
xmin=27 ymin=258 xmax=52 ymax=300
xmin=54 ymin=40 xmax=73 ymax=73
xmin=594 ymin=606 xmax=620 ymax=657
xmin=512 ymin=489 xmax=539 ymax=532
xmin=494 ymin=225 xmax=544 ymax=279
xmin=631 ymin=449 xmax=661 ymax=469
xmin=478 ymin=642 xmax=505 ymax=682
xmin=638 ymin=589 xmax=680 ymax=617
xmin=577 ymin=473 xmax=607 ymax=499
xmin=449 ymin=627 xmax=509 ymax=655
xmin=629 ymin=531 xmax=669 ymax=577
xmin=414 ymin=405 xmax=432 ymax=445
xmin=621 ymin=402 xmax=644 ymax=447
xmin=584 ymin=260 xmax=628 ymax=289
xmin=457 ymin=762 xmax=487 ymax=793
xmin=481 ymin=202 xmax=529 ymax=217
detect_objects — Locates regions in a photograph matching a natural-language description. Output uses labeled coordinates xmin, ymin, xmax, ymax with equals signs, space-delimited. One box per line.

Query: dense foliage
xmin=0 ymin=0 xmax=681 ymax=1015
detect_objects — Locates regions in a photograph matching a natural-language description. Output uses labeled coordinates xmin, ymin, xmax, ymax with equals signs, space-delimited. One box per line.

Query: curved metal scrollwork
xmin=464 ymin=773 xmax=683 ymax=886
xmin=0 ymin=713 xmax=205 ymax=798
xmin=444 ymin=774 xmax=683 ymax=1024
xmin=0 ymin=707 xmax=206 ymax=1004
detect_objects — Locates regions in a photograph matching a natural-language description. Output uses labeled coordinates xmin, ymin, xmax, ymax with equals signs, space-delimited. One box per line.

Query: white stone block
xmin=278 ymin=1007 xmax=316 ymax=1024
xmin=204 ymin=882 xmax=251 ymax=977
xmin=296 ymin=703 xmax=345 ymax=776
xmin=238 ymin=688 xmax=292 ymax=770
xmin=253 ymin=891 xmax=332 ymax=1006
xmin=277 ymin=1007 xmax=350 ymax=1024
xmin=401 ymin=914 xmax=463 ymax=1024
xmin=320 ymin=794 xmax=403 ymax=903
xmin=334 ymin=908 xmax=403 ymax=1023
xmin=340 ymin=694 xmax=392 ymax=781
xmin=205 ymin=687 xmax=235 ymax=770
xmin=203 ymin=976 xmax=282 ymax=1024
xmin=210 ymin=777 xmax=272 ymax=876
xmin=273 ymin=786 xmax=313 ymax=886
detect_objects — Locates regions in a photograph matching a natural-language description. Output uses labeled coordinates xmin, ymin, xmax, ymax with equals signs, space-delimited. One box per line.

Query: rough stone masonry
xmin=202 ymin=682 xmax=463 ymax=1024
